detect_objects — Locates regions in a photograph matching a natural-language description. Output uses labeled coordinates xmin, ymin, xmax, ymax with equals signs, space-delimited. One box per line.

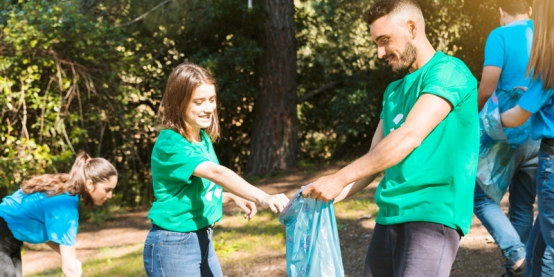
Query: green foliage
xmin=295 ymin=0 xmax=397 ymax=161
xmin=123 ymin=0 xmax=267 ymax=172
xmin=0 ymin=0 xmax=502 ymax=203
xmin=1 ymin=0 xmax=125 ymax=193
xmin=296 ymin=0 xmax=497 ymax=161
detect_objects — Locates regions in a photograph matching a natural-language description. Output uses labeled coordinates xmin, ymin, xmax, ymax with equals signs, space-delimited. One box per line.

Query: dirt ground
xmin=22 ymin=164 xmax=519 ymax=277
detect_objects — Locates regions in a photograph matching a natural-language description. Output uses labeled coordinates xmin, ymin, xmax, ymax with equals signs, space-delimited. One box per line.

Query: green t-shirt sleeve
xmin=420 ymin=61 xmax=473 ymax=108
xmin=168 ymin=145 xmax=209 ymax=183
xmin=154 ymin=132 xmax=211 ymax=185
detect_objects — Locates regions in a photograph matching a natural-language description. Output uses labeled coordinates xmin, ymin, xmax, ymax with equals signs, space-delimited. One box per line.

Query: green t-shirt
xmin=148 ymin=129 xmax=223 ymax=232
xmin=376 ymin=52 xmax=479 ymax=235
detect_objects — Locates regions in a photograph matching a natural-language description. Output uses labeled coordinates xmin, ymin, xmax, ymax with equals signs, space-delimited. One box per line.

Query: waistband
xmin=151 ymin=223 xmax=215 ymax=233
xmin=543 ymin=138 xmax=554 ymax=146
xmin=541 ymin=138 xmax=554 ymax=155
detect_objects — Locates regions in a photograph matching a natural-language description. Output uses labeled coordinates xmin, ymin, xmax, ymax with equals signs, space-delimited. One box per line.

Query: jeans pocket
xmin=161 ymin=230 xmax=193 ymax=245
xmin=143 ymin=243 xmax=154 ymax=277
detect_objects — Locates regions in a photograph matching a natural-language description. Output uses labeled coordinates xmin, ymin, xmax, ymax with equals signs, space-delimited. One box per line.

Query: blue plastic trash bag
xmin=479 ymin=88 xmax=531 ymax=146
xmin=477 ymin=88 xmax=538 ymax=203
xmin=278 ymin=186 xmax=345 ymax=277
xmin=476 ymin=133 xmax=539 ymax=203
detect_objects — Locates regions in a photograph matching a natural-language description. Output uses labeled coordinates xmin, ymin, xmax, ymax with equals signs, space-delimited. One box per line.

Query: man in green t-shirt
xmin=302 ymin=0 xmax=479 ymax=276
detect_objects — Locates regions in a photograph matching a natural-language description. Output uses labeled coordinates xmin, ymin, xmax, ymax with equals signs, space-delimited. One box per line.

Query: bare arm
xmin=334 ymin=120 xmax=385 ymax=203
xmin=501 ymin=105 xmax=532 ymax=127
xmin=193 ymin=163 xmax=289 ymax=213
xmin=46 ymin=243 xmax=81 ymax=277
xmin=478 ymin=66 xmax=501 ymax=111
xmin=46 ymin=241 xmax=61 ymax=254
xmin=303 ymin=94 xmax=453 ymax=202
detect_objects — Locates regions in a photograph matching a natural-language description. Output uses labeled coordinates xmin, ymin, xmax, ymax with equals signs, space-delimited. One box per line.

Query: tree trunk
xmin=246 ymin=0 xmax=297 ymax=177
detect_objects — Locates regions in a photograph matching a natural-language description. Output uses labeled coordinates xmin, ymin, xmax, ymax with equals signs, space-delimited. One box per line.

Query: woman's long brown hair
xmin=20 ymin=151 xmax=118 ymax=206
xmin=157 ymin=62 xmax=220 ymax=142
xmin=527 ymin=0 xmax=554 ymax=89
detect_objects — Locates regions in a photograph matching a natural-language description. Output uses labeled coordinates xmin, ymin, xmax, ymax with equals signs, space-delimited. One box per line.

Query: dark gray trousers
xmin=364 ymin=222 xmax=462 ymax=277
xmin=0 ymin=217 xmax=22 ymax=277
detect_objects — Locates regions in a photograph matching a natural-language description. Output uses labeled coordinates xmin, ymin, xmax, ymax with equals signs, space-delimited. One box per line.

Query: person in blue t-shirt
xmin=500 ymin=0 xmax=554 ymax=275
xmin=0 ymin=151 xmax=118 ymax=277
xmin=473 ymin=1 xmax=536 ymax=276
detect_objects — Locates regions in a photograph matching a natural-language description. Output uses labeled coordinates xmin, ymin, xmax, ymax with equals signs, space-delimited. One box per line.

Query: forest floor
xmin=22 ymin=162 xmax=524 ymax=277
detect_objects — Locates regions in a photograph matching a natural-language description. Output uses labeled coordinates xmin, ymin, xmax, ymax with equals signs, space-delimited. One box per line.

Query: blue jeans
xmin=474 ymin=144 xmax=537 ymax=269
xmin=525 ymin=145 xmax=554 ymax=276
xmin=143 ymin=225 xmax=223 ymax=277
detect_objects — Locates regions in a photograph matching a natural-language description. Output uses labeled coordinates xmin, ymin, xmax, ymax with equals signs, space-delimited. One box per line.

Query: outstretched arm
xmin=302 ymin=93 xmax=453 ymax=202
xmin=334 ymin=120 xmax=384 ymax=203
xmin=194 ymin=163 xmax=289 ymax=213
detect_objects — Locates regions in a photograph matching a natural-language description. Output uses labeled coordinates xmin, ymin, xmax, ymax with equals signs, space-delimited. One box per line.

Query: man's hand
xmin=301 ymin=174 xmax=346 ymax=203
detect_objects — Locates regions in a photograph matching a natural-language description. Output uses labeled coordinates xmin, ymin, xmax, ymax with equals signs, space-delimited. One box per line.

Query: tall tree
xmin=246 ymin=0 xmax=298 ymax=176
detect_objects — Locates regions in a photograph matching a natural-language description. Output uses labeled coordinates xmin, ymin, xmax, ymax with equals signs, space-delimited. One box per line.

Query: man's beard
xmin=387 ymin=41 xmax=417 ymax=73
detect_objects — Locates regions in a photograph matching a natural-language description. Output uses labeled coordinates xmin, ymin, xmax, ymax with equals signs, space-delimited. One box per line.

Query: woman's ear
xmin=85 ymin=179 xmax=95 ymax=192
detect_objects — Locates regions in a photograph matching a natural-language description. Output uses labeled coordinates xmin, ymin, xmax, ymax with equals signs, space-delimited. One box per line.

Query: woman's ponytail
xmin=20 ymin=151 xmax=117 ymax=206
xmin=67 ymin=151 xmax=93 ymax=205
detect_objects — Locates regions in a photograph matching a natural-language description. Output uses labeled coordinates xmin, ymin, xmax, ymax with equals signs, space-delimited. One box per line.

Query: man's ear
xmin=498 ymin=7 xmax=505 ymax=19
xmin=407 ymin=19 xmax=417 ymax=39
xmin=529 ymin=6 xmax=532 ymax=17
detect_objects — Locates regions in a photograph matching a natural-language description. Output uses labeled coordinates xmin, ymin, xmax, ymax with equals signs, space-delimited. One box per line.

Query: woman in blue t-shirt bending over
xmin=0 ymin=151 xmax=118 ymax=277
xmin=143 ymin=62 xmax=289 ymax=277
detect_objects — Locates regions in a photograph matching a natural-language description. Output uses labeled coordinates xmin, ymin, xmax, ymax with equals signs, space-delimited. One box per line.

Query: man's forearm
xmin=334 ymin=126 xmax=420 ymax=185
xmin=335 ymin=173 xmax=380 ymax=203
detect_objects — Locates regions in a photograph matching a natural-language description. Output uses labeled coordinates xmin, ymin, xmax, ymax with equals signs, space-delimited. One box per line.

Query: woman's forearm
xmin=501 ymin=105 xmax=532 ymax=127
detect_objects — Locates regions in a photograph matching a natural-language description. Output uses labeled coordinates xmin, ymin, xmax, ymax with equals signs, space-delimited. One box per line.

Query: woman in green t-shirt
xmin=142 ymin=62 xmax=289 ymax=277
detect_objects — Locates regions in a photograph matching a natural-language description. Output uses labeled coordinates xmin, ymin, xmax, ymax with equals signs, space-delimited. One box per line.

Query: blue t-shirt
xmin=484 ymin=19 xmax=534 ymax=90
xmin=518 ymin=79 xmax=554 ymax=140
xmin=0 ymin=190 xmax=80 ymax=246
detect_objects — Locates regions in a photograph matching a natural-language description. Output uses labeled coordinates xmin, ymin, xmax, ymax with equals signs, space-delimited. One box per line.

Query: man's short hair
xmin=496 ymin=0 xmax=530 ymax=16
xmin=363 ymin=0 xmax=422 ymax=25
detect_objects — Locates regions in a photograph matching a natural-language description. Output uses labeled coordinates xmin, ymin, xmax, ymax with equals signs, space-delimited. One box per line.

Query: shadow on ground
xmin=24 ymin=163 xmax=508 ymax=277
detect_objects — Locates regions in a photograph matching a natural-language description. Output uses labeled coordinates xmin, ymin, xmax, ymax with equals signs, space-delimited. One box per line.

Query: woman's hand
xmin=259 ymin=193 xmax=290 ymax=213
xmin=230 ymin=193 xmax=258 ymax=220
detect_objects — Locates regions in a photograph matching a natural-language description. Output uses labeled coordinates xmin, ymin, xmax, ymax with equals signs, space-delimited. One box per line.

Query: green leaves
xmin=0 ymin=0 xmax=131 ymax=197
xmin=0 ymin=0 xmax=499 ymax=201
